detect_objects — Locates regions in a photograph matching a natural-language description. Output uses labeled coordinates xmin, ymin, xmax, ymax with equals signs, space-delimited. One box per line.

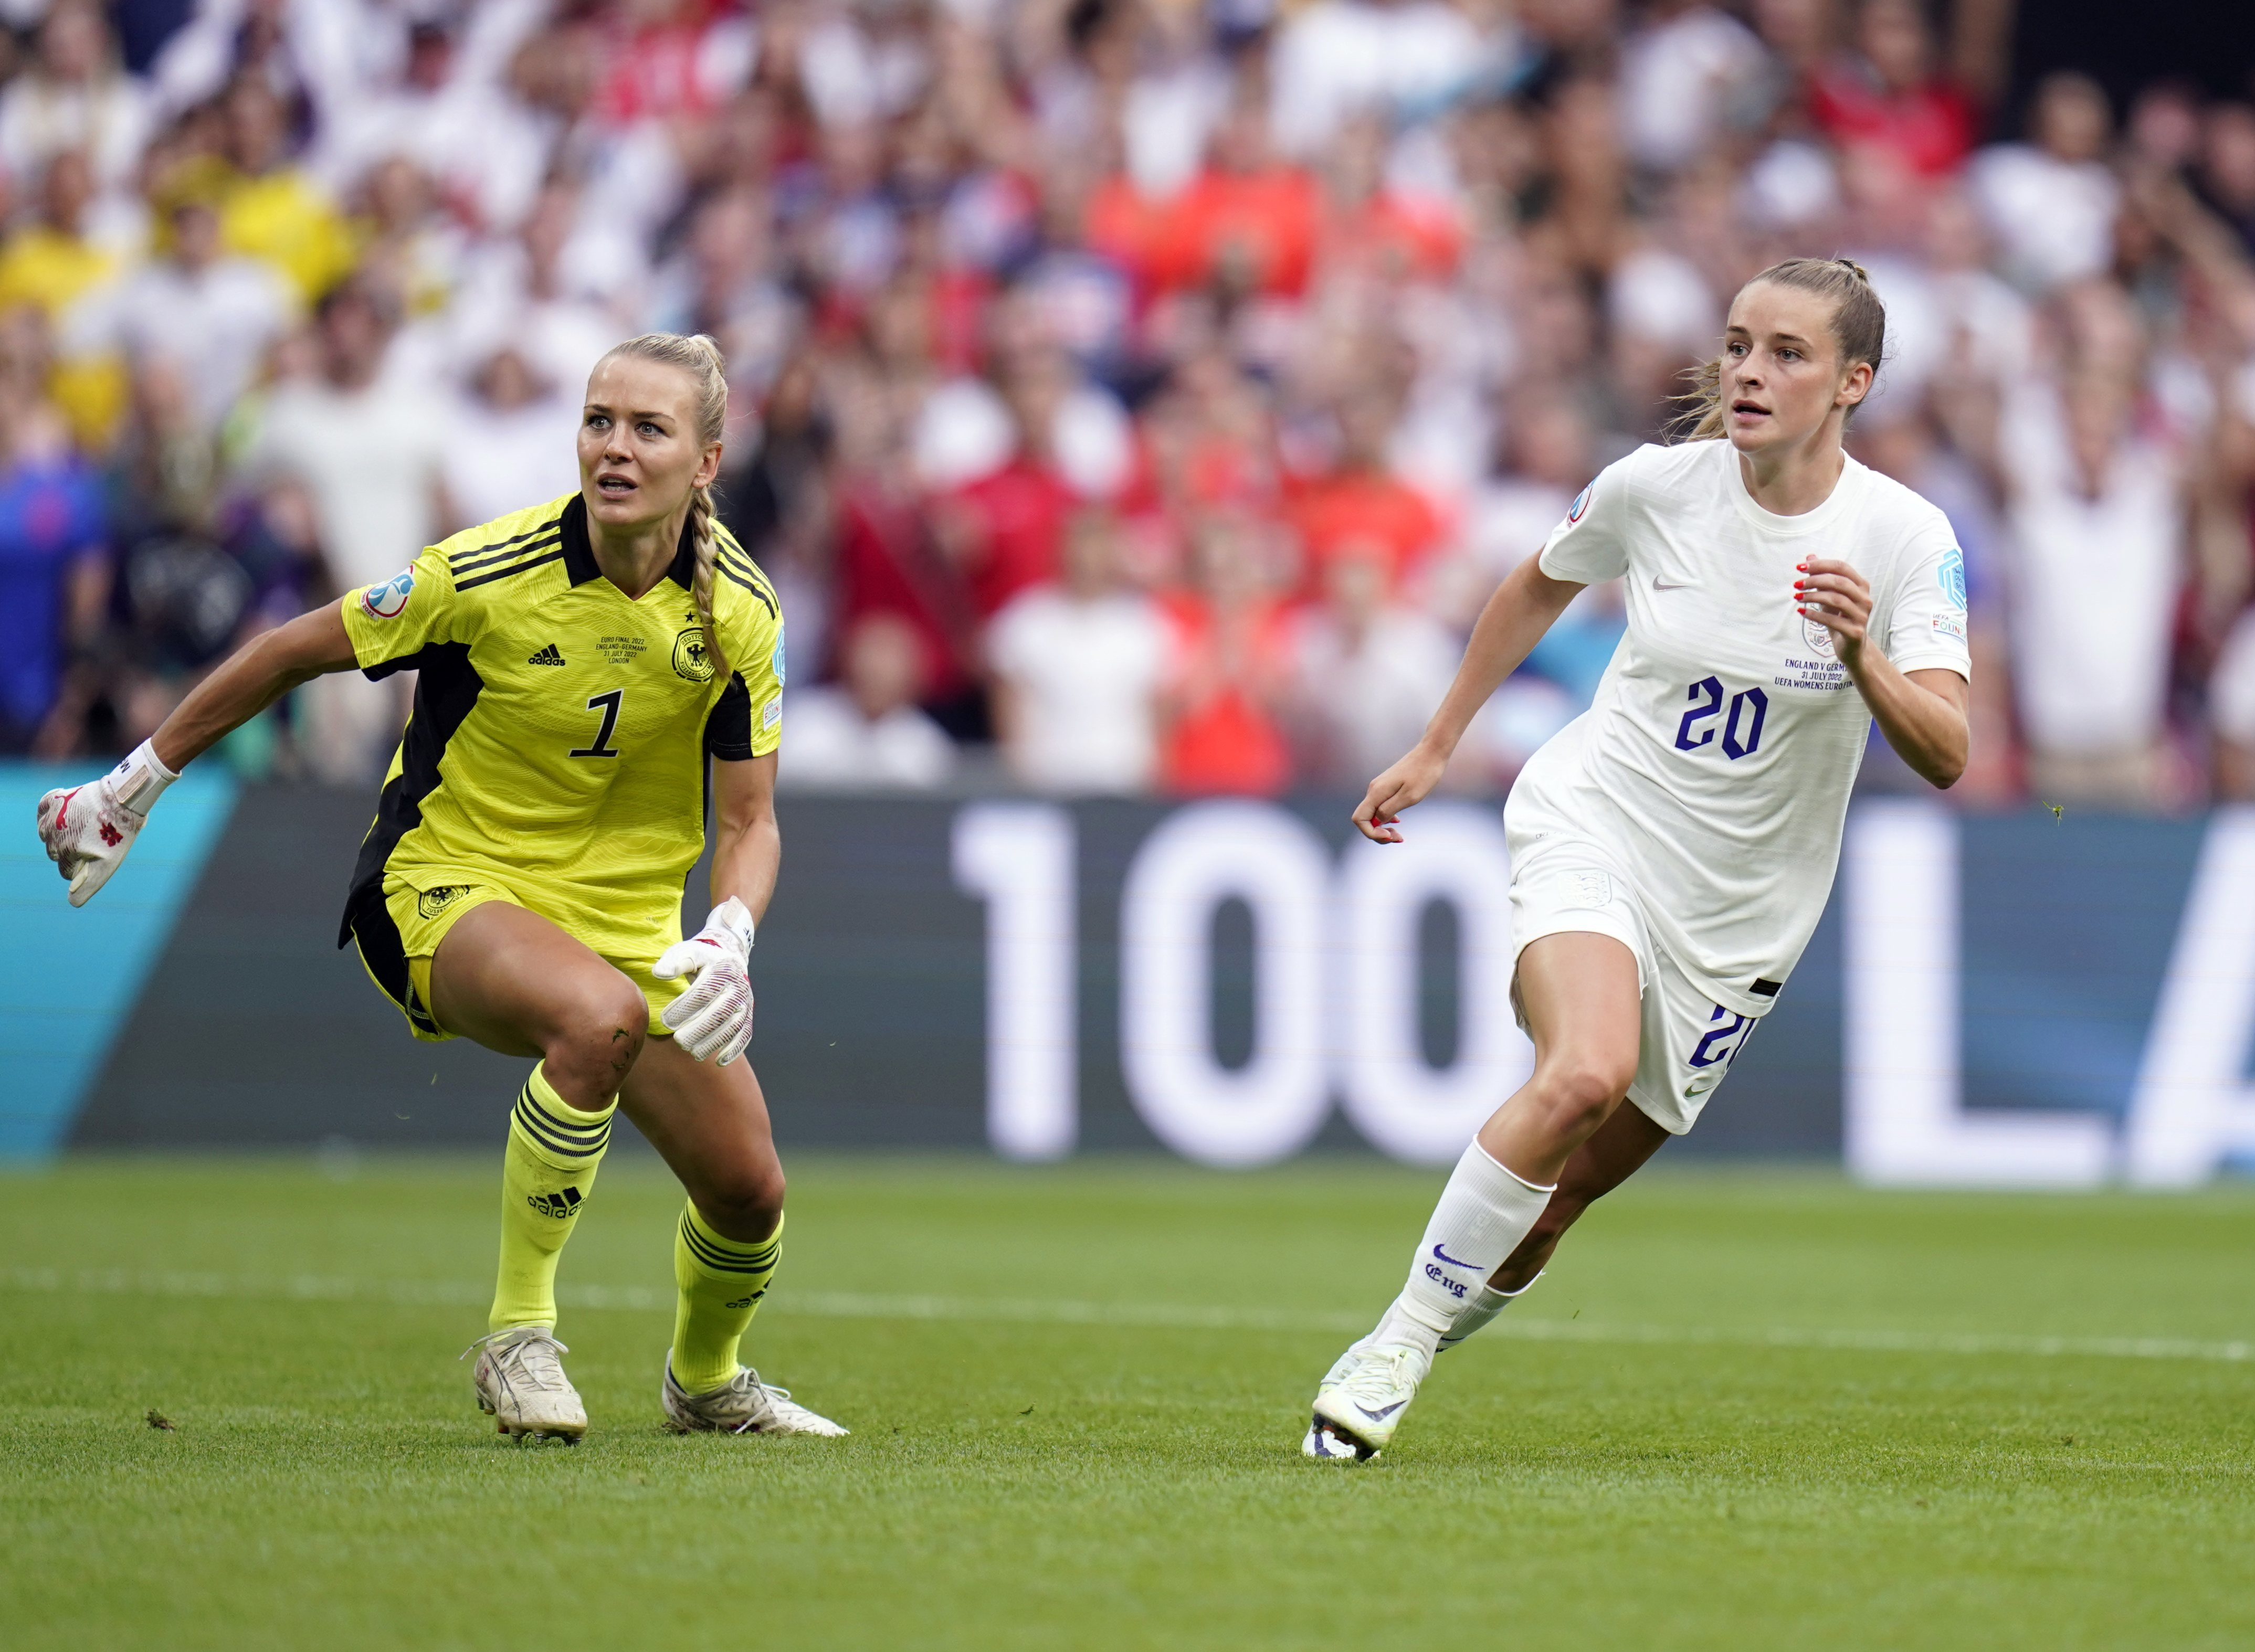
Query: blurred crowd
xmin=9 ymin=0 xmax=2255 ymax=809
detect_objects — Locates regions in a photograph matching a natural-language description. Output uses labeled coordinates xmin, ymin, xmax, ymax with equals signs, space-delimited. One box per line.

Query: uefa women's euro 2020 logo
xmin=362 ymin=568 xmax=414 ymax=619
xmin=1938 ymin=547 xmax=1967 ymax=611
xmin=1566 ymin=483 xmax=1594 ymax=525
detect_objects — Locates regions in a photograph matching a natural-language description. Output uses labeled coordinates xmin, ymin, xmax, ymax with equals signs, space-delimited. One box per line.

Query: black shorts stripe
xmin=351 ymin=898 xmax=441 ymax=1036
xmin=450 ymin=527 xmax=563 ymax=577
xmin=456 ymin=548 xmax=567 ymax=591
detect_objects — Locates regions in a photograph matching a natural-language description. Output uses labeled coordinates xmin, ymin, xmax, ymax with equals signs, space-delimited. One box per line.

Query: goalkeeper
xmin=35 ymin=333 xmax=844 ymax=1444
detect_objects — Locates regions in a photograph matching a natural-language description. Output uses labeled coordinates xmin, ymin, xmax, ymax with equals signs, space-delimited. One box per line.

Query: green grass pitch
xmin=4 ymin=1155 xmax=2252 ymax=1650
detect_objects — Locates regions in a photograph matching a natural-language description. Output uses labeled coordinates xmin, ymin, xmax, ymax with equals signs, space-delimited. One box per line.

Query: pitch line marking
xmin=3 ymin=1267 xmax=2250 ymax=1367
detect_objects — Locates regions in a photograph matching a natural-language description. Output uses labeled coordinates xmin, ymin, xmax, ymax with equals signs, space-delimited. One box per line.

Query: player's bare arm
xmin=654 ymin=750 xmax=781 ymax=1067
xmin=710 ymin=749 xmax=781 ymax=922
xmin=1352 ymin=554 xmax=1584 ymax=843
xmin=152 ymin=601 xmax=361 ymax=770
xmin=35 ymin=601 xmax=362 ymax=905
xmin=1798 ymin=554 xmax=1969 ymax=787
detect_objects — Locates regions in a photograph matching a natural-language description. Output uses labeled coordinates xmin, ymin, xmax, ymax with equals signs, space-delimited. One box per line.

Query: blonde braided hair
xmin=595 ymin=331 xmax=732 ymax=673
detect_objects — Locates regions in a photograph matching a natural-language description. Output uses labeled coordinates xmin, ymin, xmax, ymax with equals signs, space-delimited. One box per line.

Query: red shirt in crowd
xmin=1808 ymin=68 xmax=1978 ymax=178
xmin=1156 ymin=589 xmax=1295 ymax=797
xmin=833 ymin=485 xmax=979 ymax=699
xmin=939 ymin=457 xmax=1074 ymax=619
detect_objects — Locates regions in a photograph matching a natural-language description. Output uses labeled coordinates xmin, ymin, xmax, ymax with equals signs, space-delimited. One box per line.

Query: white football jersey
xmin=1510 ymin=439 xmax=1971 ymax=1014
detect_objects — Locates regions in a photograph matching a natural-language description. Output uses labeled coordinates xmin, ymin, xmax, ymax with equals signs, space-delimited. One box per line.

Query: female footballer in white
xmin=1304 ymin=258 xmax=1972 ymax=1460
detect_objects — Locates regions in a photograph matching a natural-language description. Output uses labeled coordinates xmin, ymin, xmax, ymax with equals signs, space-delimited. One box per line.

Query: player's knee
xmin=698 ymin=1163 xmax=785 ymax=1242
xmin=544 ymin=975 xmax=650 ymax=1095
xmin=1529 ymin=1060 xmax=1630 ymax=1145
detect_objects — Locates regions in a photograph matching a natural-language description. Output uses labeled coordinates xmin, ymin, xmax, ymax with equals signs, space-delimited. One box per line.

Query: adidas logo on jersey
xmin=528 ymin=644 xmax=566 ymax=666
xmin=527 ymin=1187 xmax=584 ymax=1219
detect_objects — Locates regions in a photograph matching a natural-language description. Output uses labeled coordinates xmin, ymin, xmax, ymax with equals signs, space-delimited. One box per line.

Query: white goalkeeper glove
xmin=35 ymin=739 xmax=177 ymax=908
xmin=654 ymin=896 xmax=757 ymax=1065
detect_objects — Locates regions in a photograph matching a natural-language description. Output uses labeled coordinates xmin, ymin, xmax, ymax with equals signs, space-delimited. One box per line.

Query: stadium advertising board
xmin=18 ymin=774 xmax=2255 ymax=1184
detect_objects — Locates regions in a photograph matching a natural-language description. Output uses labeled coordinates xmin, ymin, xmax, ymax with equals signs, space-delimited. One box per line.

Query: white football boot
xmin=1303 ymin=1338 xmax=1431 ymax=1462
xmin=462 ymin=1327 xmax=586 ymax=1444
xmin=661 ymin=1357 xmax=849 ymax=1437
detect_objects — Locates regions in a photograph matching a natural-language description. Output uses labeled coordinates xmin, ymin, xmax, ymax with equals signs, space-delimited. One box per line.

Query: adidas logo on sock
xmin=528 ymin=643 xmax=566 ymax=666
xmin=527 ymin=1187 xmax=584 ymax=1218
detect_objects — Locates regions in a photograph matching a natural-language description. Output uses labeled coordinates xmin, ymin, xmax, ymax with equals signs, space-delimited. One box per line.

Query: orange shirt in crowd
xmin=1285 ymin=470 xmax=1446 ymax=595
xmin=1320 ymin=194 xmax=1463 ymax=283
xmin=1087 ymin=165 xmax=1319 ymax=299
xmin=1156 ymin=589 xmax=1295 ymax=796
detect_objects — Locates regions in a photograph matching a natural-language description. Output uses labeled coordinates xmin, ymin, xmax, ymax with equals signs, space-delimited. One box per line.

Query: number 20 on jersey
xmin=1675 ymin=677 xmax=1767 ymax=759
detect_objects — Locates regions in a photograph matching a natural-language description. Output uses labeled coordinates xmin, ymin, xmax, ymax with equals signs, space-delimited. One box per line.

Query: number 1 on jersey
xmin=571 ymin=689 xmax=624 ymax=758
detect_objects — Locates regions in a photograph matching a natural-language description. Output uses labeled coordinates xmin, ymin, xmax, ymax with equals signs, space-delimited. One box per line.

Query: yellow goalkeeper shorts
xmin=349 ymin=867 xmax=688 ymax=1043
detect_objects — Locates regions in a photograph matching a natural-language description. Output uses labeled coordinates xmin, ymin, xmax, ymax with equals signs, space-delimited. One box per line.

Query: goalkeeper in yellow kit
xmin=35 ymin=333 xmax=844 ymax=1443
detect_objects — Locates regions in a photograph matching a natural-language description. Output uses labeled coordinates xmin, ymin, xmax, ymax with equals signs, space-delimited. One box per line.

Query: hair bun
xmin=1836 ymin=257 xmax=1871 ymax=282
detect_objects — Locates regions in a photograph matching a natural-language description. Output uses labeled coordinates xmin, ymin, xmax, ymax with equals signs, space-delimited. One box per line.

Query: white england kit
xmin=1508 ymin=438 xmax=1971 ymax=1132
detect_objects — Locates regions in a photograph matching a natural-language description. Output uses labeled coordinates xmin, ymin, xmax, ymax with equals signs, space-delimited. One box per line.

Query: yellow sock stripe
xmin=678 ymin=1211 xmax=780 ymax=1275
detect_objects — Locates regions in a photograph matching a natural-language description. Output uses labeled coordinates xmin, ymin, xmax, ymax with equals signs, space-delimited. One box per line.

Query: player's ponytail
xmin=595 ymin=331 xmax=733 ymax=675
xmin=1671 ymin=256 xmax=1888 ymax=442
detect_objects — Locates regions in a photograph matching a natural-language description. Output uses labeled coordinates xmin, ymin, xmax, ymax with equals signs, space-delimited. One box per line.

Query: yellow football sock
xmin=489 ymin=1064 xmax=615 ymax=1333
xmin=670 ymin=1204 xmax=782 ymax=1395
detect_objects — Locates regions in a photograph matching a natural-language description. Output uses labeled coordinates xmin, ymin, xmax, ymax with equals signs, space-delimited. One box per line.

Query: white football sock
xmin=1438 ymin=1271 xmax=1544 ymax=1352
xmin=1371 ymin=1140 xmax=1556 ymax=1358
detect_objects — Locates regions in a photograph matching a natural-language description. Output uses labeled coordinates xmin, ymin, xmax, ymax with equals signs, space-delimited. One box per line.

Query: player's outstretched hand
xmin=655 ymin=896 xmax=757 ymax=1065
xmin=1353 ymin=745 xmax=1448 ymax=844
xmin=35 ymin=741 xmax=177 ymax=907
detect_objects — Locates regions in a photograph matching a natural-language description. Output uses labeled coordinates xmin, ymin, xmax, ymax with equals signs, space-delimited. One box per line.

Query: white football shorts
xmin=1507 ymin=834 xmax=1766 ymax=1136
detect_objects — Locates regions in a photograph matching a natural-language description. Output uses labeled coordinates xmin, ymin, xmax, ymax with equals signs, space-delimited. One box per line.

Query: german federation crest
xmin=673 ymin=626 xmax=717 ymax=683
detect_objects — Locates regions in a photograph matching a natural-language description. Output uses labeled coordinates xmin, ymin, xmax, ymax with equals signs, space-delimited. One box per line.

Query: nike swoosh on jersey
xmin=1652 ymin=576 xmax=1695 ymax=590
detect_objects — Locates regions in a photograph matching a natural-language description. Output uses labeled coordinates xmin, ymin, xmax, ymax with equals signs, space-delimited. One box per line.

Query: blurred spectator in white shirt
xmin=451 ymin=182 xmax=634 ymax=396
xmin=110 ymin=192 xmax=293 ymax=431
xmin=1269 ymin=0 xmax=1489 ymax=163
xmin=441 ymin=346 xmax=582 ymax=531
xmin=1617 ymin=1 xmax=1767 ymax=175
xmin=781 ymin=611 xmax=956 ymax=789
xmin=1971 ymin=72 xmax=2121 ymax=295
xmin=1289 ymin=541 xmax=1458 ymax=787
xmin=989 ymin=508 xmax=1167 ymax=794
xmin=251 ymin=282 xmax=445 ymax=785
xmin=0 ymin=0 xmax=150 ymax=196
xmin=2002 ymin=359 xmax=2183 ymax=807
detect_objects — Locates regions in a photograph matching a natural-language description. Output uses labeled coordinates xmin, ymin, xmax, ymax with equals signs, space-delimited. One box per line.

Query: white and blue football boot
xmin=1302 ymin=1338 xmax=1431 ymax=1462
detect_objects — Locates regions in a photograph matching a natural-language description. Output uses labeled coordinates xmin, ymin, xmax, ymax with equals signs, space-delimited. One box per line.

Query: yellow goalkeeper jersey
xmin=335 ymin=492 xmax=783 ymax=993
